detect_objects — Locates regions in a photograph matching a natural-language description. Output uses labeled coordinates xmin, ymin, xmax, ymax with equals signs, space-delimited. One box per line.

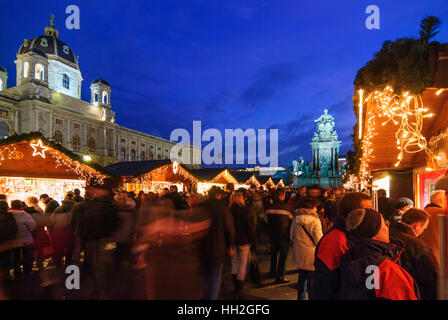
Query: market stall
xmin=188 ymin=168 xmax=239 ymax=194
xmin=256 ymin=175 xmax=275 ymax=190
xmin=272 ymin=178 xmax=285 ymax=188
xmin=0 ymin=132 xmax=108 ymax=203
xmin=105 ymin=159 xmax=197 ymax=193
xmin=230 ymin=170 xmax=261 ymax=189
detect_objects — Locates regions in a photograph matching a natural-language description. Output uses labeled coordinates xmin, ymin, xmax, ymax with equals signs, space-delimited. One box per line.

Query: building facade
xmin=0 ymin=16 xmax=201 ymax=167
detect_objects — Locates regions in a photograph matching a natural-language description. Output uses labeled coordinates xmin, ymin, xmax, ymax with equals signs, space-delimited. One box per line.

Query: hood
xmin=294 ymin=209 xmax=319 ymax=225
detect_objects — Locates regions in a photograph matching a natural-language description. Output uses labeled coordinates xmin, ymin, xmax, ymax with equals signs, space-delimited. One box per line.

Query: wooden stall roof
xmin=230 ymin=170 xmax=260 ymax=185
xmin=364 ymin=88 xmax=448 ymax=171
xmin=272 ymin=178 xmax=284 ymax=186
xmin=0 ymin=132 xmax=109 ymax=180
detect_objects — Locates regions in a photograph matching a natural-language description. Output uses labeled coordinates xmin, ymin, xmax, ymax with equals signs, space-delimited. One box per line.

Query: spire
xmin=44 ymin=14 xmax=59 ymax=38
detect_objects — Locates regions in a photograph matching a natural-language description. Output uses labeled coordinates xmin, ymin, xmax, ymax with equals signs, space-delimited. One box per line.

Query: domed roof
xmin=17 ymin=16 xmax=78 ymax=66
xmin=92 ymin=78 xmax=110 ymax=86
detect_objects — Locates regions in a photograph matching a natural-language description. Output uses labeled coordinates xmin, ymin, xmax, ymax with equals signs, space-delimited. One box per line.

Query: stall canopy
xmin=105 ymin=160 xmax=197 ymax=193
xmin=256 ymin=175 xmax=275 ymax=188
xmin=188 ymin=168 xmax=238 ymax=184
xmin=272 ymin=178 xmax=285 ymax=187
xmin=0 ymin=132 xmax=110 ymax=202
xmin=230 ymin=170 xmax=260 ymax=186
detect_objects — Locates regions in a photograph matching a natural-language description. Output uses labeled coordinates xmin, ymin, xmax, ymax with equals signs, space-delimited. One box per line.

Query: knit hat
xmin=394 ymin=197 xmax=414 ymax=210
xmin=346 ymin=208 xmax=383 ymax=239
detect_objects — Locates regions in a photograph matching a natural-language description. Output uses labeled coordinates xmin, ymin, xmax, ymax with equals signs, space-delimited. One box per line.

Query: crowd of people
xmin=0 ymin=180 xmax=443 ymax=300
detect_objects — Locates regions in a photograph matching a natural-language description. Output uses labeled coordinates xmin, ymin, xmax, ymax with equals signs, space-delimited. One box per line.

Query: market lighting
xmin=30 ymin=139 xmax=49 ymax=158
xmin=83 ymin=155 xmax=92 ymax=162
xmin=358 ymin=89 xmax=364 ymax=139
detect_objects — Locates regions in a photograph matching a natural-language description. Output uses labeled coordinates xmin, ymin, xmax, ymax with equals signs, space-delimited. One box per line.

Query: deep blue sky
xmin=1 ymin=1 xmax=447 ymax=167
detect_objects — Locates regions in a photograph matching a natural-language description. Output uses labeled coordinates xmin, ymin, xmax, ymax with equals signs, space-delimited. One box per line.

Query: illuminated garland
xmin=359 ymin=87 xmax=436 ymax=183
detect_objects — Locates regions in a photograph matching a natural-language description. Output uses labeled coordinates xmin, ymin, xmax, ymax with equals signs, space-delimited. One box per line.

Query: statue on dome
xmin=314 ymin=109 xmax=337 ymax=141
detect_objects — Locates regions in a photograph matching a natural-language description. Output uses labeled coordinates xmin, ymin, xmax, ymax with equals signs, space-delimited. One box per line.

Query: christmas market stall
xmin=0 ymin=132 xmax=109 ymax=203
xmin=105 ymin=159 xmax=197 ymax=193
xmin=256 ymin=175 xmax=276 ymax=190
xmin=353 ymin=44 xmax=448 ymax=206
xmin=230 ymin=170 xmax=261 ymax=189
xmin=272 ymin=178 xmax=285 ymax=188
xmin=188 ymin=168 xmax=239 ymax=194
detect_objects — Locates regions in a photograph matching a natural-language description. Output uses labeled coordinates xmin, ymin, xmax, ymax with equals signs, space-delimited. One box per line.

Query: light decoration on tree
xmin=343 ymin=174 xmax=363 ymax=191
xmin=31 ymin=139 xmax=49 ymax=158
xmin=358 ymin=86 xmax=436 ymax=183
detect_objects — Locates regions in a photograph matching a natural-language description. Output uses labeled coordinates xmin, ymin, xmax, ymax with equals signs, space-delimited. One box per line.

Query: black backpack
xmin=0 ymin=215 xmax=18 ymax=243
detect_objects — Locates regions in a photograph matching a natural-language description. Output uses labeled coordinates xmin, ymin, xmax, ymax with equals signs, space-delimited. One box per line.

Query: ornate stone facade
xmin=0 ymin=17 xmax=201 ymax=167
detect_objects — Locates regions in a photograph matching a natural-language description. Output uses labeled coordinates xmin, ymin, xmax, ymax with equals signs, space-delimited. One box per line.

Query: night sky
xmin=1 ymin=1 xmax=447 ymax=167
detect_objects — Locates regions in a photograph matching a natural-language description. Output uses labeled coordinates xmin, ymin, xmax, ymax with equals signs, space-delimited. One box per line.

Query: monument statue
xmin=314 ymin=109 xmax=336 ymax=140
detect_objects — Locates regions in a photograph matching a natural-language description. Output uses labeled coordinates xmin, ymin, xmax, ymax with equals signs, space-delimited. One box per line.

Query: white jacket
xmin=290 ymin=208 xmax=323 ymax=271
xmin=11 ymin=210 xmax=36 ymax=247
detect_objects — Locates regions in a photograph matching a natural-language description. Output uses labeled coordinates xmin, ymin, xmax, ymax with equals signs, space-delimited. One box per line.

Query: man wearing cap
xmin=311 ymin=192 xmax=372 ymax=300
xmin=389 ymin=197 xmax=414 ymax=223
xmin=339 ymin=208 xmax=419 ymax=300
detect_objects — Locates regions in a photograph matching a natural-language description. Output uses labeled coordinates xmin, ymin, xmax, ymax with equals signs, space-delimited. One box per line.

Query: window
xmin=141 ymin=143 xmax=145 ymax=147
xmin=140 ymin=151 xmax=145 ymax=160
xmin=90 ymin=127 xmax=96 ymax=133
xmin=120 ymin=138 xmax=126 ymax=143
xmin=120 ymin=147 xmax=126 ymax=160
xmin=130 ymin=149 xmax=136 ymax=161
xmin=74 ymin=123 xmax=80 ymax=129
xmin=0 ymin=122 xmax=8 ymax=139
xmin=72 ymin=134 xmax=80 ymax=151
xmin=63 ymin=73 xmax=70 ymax=89
xmin=131 ymin=141 xmax=136 ymax=145
xmin=157 ymin=154 xmax=162 ymax=160
xmin=55 ymin=118 xmax=62 ymax=125
xmin=148 ymin=151 xmax=153 ymax=160
xmin=102 ymin=91 xmax=108 ymax=104
xmin=94 ymin=90 xmax=99 ymax=103
xmin=157 ymin=146 xmax=161 ymax=151
xmin=23 ymin=62 xmax=29 ymax=78
xmin=35 ymin=64 xmax=44 ymax=80
xmin=54 ymin=130 xmax=63 ymax=144
xmin=0 ymin=78 xmax=3 ymax=91
xmin=88 ymin=137 xmax=96 ymax=153
xmin=165 ymin=148 xmax=169 ymax=153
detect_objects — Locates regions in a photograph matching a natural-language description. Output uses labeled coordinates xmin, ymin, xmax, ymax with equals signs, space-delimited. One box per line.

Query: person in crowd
xmin=73 ymin=189 xmax=84 ymax=203
xmin=311 ymin=192 xmax=373 ymax=300
xmin=229 ymin=191 xmax=256 ymax=299
xmin=9 ymin=200 xmax=36 ymax=279
xmin=339 ymin=208 xmax=419 ymax=300
xmin=112 ymin=191 xmax=137 ymax=267
xmin=0 ymin=202 xmax=17 ymax=278
xmin=421 ymin=190 xmax=446 ymax=265
xmin=197 ymin=186 xmax=235 ymax=300
xmin=71 ymin=178 xmax=119 ymax=299
xmin=49 ymin=193 xmax=76 ymax=268
xmin=265 ymin=188 xmax=294 ymax=284
xmin=389 ymin=197 xmax=414 ymax=223
xmin=290 ymin=198 xmax=323 ymax=300
xmin=307 ymin=185 xmax=325 ymax=213
xmin=39 ymin=194 xmax=60 ymax=215
xmin=377 ymin=189 xmax=394 ymax=221
xmin=24 ymin=196 xmax=49 ymax=271
xmin=389 ymin=208 xmax=438 ymax=300
xmin=163 ymin=185 xmax=189 ymax=210
xmin=287 ymin=192 xmax=297 ymax=209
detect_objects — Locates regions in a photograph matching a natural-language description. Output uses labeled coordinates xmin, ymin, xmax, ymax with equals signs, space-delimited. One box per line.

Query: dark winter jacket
xmin=265 ymin=200 xmax=294 ymax=241
xmin=339 ymin=238 xmax=419 ymax=300
xmin=311 ymin=215 xmax=354 ymax=300
xmin=378 ymin=197 xmax=395 ymax=220
xmin=230 ymin=203 xmax=256 ymax=247
xmin=163 ymin=192 xmax=189 ymax=210
xmin=43 ymin=198 xmax=60 ymax=215
xmin=389 ymin=222 xmax=438 ymax=300
xmin=71 ymin=197 xmax=118 ymax=241
xmin=198 ymin=198 xmax=235 ymax=265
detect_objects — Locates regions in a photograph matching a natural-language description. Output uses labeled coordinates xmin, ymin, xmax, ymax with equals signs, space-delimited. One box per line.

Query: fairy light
xmin=358 ymin=89 xmax=364 ymax=139
xmin=358 ymin=86 xmax=436 ymax=183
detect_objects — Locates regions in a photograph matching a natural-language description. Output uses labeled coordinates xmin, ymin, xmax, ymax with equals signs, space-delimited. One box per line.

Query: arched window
xmin=102 ymin=91 xmax=108 ymax=104
xmin=35 ymin=64 xmax=44 ymax=80
xmin=0 ymin=78 xmax=3 ymax=91
xmin=140 ymin=151 xmax=145 ymax=160
xmin=0 ymin=122 xmax=8 ymax=139
xmin=148 ymin=151 xmax=153 ymax=160
xmin=120 ymin=147 xmax=126 ymax=160
xmin=63 ymin=73 xmax=70 ymax=89
xmin=54 ymin=130 xmax=63 ymax=144
xmin=157 ymin=154 xmax=162 ymax=160
xmin=72 ymin=134 xmax=80 ymax=151
xmin=130 ymin=149 xmax=136 ymax=161
xmin=93 ymin=90 xmax=98 ymax=103
xmin=88 ymin=137 xmax=96 ymax=153
xmin=23 ymin=62 xmax=29 ymax=78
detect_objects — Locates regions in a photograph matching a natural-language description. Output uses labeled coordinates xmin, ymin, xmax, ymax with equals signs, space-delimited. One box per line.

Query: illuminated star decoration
xmin=30 ymin=139 xmax=49 ymax=158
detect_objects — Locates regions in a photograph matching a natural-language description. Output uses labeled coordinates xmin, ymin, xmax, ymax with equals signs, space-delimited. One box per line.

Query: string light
xmin=358 ymin=86 xmax=436 ymax=185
